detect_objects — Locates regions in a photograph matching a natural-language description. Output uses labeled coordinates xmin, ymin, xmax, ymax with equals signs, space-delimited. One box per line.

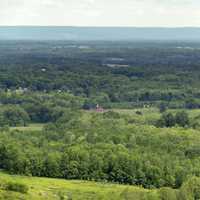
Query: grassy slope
xmin=0 ymin=172 xmax=159 ymax=200
xmin=10 ymin=123 xmax=44 ymax=131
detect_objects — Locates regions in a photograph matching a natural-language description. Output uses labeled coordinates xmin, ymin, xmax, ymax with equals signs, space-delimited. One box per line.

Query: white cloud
xmin=0 ymin=0 xmax=199 ymax=26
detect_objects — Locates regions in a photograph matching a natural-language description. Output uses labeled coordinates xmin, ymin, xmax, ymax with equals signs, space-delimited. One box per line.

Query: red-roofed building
xmin=96 ymin=104 xmax=104 ymax=113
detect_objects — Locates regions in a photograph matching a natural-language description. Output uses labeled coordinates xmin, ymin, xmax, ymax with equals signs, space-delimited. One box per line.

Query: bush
xmin=175 ymin=111 xmax=189 ymax=127
xmin=136 ymin=111 xmax=143 ymax=115
xmin=157 ymin=111 xmax=189 ymax=128
xmin=5 ymin=182 xmax=29 ymax=194
xmin=185 ymin=146 xmax=200 ymax=158
xmin=156 ymin=113 xmax=176 ymax=127
xmin=159 ymin=187 xmax=177 ymax=200
xmin=178 ymin=177 xmax=200 ymax=200
xmin=2 ymin=106 xmax=30 ymax=127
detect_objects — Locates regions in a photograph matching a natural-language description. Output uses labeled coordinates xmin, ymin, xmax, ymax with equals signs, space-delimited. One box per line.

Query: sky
xmin=0 ymin=0 xmax=200 ymax=26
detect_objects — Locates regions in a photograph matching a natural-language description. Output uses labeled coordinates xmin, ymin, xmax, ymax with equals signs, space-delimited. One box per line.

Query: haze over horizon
xmin=1 ymin=0 xmax=200 ymax=40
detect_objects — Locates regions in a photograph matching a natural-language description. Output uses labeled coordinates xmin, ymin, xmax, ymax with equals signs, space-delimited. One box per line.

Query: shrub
xmin=136 ymin=111 xmax=143 ymax=115
xmin=5 ymin=182 xmax=29 ymax=194
xmin=156 ymin=113 xmax=176 ymax=127
xmin=175 ymin=111 xmax=189 ymax=127
xmin=178 ymin=177 xmax=200 ymax=200
xmin=159 ymin=187 xmax=177 ymax=200
xmin=185 ymin=146 xmax=200 ymax=158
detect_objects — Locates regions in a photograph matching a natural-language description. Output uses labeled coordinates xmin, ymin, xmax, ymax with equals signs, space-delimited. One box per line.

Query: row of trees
xmin=0 ymin=137 xmax=198 ymax=189
xmin=0 ymin=106 xmax=29 ymax=127
xmin=157 ymin=111 xmax=190 ymax=128
xmin=0 ymin=92 xmax=84 ymax=126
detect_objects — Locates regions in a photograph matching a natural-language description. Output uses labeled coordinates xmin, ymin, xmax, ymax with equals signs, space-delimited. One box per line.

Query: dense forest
xmin=1 ymin=41 xmax=200 ymax=199
xmin=1 ymin=41 xmax=200 ymax=109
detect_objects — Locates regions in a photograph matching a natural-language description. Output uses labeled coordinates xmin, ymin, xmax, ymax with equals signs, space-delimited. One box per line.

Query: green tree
xmin=157 ymin=113 xmax=176 ymax=127
xmin=175 ymin=111 xmax=189 ymax=127
xmin=3 ymin=106 xmax=30 ymax=126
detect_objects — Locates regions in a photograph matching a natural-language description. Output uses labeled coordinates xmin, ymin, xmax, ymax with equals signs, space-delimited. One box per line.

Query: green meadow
xmin=1 ymin=171 xmax=200 ymax=200
xmin=0 ymin=171 xmax=156 ymax=200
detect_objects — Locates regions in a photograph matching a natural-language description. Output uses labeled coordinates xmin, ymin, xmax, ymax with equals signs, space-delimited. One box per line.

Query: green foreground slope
xmin=1 ymin=172 xmax=200 ymax=200
xmin=0 ymin=172 xmax=158 ymax=200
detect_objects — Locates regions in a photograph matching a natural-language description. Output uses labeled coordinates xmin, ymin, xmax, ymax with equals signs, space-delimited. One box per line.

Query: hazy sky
xmin=0 ymin=0 xmax=200 ymax=26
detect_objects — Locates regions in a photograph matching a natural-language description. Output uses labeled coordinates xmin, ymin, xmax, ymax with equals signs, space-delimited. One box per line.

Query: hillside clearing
xmin=0 ymin=172 xmax=157 ymax=200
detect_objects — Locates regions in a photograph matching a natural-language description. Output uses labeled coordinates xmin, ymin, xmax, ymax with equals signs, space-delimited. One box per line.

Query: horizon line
xmin=0 ymin=26 xmax=200 ymax=28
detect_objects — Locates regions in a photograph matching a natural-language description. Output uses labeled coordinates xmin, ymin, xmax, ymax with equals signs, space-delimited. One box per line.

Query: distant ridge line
xmin=1 ymin=26 xmax=200 ymax=28
xmin=0 ymin=27 xmax=200 ymax=41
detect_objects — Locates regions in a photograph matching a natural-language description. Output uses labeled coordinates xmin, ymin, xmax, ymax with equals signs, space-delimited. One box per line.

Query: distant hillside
xmin=0 ymin=27 xmax=200 ymax=41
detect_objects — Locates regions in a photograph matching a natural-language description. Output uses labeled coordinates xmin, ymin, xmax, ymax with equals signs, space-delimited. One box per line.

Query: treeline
xmin=156 ymin=111 xmax=189 ymax=128
xmin=0 ymin=91 xmax=84 ymax=126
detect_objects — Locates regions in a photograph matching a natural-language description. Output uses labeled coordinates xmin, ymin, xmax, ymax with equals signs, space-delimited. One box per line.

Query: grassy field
xmin=9 ymin=108 xmax=200 ymax=133
xmin=10 ymin=123 xmax=44 ymax=131
xmin=0 ymin=172 xmax=159 ymax=200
